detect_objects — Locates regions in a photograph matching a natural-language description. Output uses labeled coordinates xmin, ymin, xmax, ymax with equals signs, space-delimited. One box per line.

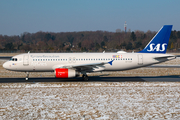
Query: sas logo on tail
xmin=147 ymin=43 xmax=167 ymax=52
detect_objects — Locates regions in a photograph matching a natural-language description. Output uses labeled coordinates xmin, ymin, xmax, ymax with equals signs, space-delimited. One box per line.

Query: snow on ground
xmin=0 ymin=82 xmax=180 ymax=119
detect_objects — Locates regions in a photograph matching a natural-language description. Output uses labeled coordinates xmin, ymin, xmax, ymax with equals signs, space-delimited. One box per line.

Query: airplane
xmin=3 ymin=25 xmax=176 ymax=81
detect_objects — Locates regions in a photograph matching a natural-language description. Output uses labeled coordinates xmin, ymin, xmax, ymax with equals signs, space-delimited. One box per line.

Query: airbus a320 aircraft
xmin=3 ymin=25 xmax=175 ymax=80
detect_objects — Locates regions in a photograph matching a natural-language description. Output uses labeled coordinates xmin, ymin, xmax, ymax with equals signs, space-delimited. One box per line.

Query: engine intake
xmin=55 ymin=68 xmax=79 ymax=78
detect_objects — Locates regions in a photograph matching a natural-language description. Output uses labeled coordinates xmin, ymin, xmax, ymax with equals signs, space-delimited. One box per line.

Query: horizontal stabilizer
xmin=153 ymin=56 xmax=176 ymax=60
xmin=147 ymin=65 xmax=180 ymax=68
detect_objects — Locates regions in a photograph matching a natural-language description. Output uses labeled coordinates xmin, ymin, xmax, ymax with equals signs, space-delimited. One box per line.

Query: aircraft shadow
xmin=0 ymin=75 xmax=180 ymax=83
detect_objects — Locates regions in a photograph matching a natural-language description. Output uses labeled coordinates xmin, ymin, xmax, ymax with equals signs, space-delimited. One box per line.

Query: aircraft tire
xmin=83 ymin=75 xmax=89 ymax=81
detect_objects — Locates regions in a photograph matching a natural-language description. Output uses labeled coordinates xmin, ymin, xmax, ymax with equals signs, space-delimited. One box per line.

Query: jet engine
xmin=55 ymin=68 xmax=79 ymax=78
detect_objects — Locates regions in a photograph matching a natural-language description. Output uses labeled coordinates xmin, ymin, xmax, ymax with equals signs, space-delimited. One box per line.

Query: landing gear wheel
xmin=25 ymin=72 xmax=29 ymax=81
xmin=83 ymin=74 xmax=89 ymax=81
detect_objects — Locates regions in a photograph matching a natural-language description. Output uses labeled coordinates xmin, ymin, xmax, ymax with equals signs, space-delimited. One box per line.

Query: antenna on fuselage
xmin=28 ymin=51 xmax=30 ymax=54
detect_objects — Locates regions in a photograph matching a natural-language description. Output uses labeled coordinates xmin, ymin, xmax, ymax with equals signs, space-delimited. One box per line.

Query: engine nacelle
xmin=55 ymin=68 xmax=79 ymax=78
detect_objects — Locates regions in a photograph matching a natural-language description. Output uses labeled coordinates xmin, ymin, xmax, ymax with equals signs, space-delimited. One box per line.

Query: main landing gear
xmin=25 ymin=72 xmax=29 ymax=80
xmin=82 ymin=74 xmax=89 ymax=81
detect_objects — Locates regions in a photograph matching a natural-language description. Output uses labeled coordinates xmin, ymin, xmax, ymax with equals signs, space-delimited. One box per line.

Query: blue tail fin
xmin=138 ymin=25 xmax=172 ymax=54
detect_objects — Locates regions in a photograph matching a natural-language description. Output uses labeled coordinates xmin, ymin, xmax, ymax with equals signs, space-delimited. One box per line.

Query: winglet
xmin=108 ymin=60 xmax=114 ymax=66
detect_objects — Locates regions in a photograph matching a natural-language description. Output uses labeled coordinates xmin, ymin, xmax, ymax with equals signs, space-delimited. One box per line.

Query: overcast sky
xmin=0 ymin=0 xmax=180 ymax=35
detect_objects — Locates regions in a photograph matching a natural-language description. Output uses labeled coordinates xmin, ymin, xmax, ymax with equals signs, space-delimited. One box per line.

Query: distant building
xmin=116 ymin=29 xmax=121 ymax=33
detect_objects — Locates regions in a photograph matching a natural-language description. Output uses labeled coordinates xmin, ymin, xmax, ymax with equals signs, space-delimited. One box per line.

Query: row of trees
xmin=0 ymin=30 xmax=180 ymax=52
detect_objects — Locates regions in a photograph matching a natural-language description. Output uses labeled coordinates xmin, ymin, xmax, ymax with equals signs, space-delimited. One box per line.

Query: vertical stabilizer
xmin=139 ymin=25 xmax=172 ymax=53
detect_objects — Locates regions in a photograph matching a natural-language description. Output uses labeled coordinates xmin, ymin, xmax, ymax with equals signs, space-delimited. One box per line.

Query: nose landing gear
xmin=25 ymin=72 xmax=29 ymax=80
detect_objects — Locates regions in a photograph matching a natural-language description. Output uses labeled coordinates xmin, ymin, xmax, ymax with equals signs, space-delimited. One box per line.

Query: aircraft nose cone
xmin=3 ymin=62 xmax=8 ymax=69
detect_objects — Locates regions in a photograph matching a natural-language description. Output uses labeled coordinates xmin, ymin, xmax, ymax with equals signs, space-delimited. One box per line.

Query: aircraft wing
xmin=54 ymin=60 xmax=114 ymax=72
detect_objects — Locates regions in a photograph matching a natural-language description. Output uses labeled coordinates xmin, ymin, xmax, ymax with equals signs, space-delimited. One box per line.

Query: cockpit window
xmin=9 ymin=58 xmax=18 ymax=61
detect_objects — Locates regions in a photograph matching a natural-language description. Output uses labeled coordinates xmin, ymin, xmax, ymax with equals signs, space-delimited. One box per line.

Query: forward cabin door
xmin=23 ymin=55 xmax=29 ymax=66
xmin=138 ymin=54 xmax=143 ymax=65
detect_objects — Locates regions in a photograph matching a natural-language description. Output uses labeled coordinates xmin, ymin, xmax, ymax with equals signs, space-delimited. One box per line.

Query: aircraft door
xmin=138 ymin=54 xmax=143 ymax=65
xmin=23 ymin=55 xmax=29 ymax=66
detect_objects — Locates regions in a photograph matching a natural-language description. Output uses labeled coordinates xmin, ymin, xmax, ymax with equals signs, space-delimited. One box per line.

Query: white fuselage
xmin=3 ymin=53 xmax=175 ymax=73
